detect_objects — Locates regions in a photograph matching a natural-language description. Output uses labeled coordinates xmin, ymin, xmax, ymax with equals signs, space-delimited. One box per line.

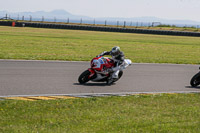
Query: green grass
xmin=1 ymin=26 xmax=200 ymax=132
xmin=0 ymin=26 xmax=200 ymax=64
xmin=0 ymin=93 xmax=200 ymax=132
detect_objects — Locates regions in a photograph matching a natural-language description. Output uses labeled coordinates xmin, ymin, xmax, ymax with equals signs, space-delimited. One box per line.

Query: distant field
xmin=0 ymin=26 xmax=200 ymax=64
xmin=4 ymin=19 xmax=200 ymax=33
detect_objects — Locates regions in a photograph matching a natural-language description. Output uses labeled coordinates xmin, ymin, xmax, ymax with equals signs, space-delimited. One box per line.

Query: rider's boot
xmin=107 ymin=76 xmax=114 ymax=85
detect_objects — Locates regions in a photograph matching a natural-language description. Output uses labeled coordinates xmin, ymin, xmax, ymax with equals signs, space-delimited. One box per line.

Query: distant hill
xmin=0 ymin=9 xmax=200 ymax=26
xmin=0 ymin=9 xmax=91 ymax=20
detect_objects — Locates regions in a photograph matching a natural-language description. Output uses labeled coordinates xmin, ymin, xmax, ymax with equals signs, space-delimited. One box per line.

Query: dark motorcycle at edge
xmin=190 ymin=67 xmax=200 ymax=87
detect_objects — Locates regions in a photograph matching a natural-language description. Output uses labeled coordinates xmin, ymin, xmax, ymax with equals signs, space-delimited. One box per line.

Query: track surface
xmin=0 ymin=60 xmax=200 ymax=96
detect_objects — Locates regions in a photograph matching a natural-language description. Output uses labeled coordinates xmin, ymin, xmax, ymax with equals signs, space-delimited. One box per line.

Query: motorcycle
xmin=78 ymin=56 xmax=132 ymax=84
xmin=190 ymin=67 xmax=200 ymax=87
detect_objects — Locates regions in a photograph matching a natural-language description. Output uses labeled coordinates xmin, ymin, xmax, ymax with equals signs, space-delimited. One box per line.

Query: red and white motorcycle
xmin=78 ymin=56 xmax=132 ymax=84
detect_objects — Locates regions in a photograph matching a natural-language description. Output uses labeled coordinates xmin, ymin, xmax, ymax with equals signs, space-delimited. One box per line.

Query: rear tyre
xmin=118 ymin=71 xmax=123 ymax=79
xmin=190 ymin=72 xmax=200 ymax=87
xmin=113 ymin=71 xmax=123 ymax=82
xmin=78 ymin=70 xmax=91 ymax=84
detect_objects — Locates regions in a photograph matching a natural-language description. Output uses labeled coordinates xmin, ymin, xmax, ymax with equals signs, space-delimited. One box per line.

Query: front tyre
xmin=78 ymin=70 xmax=91 ymax=84
xmin=190 ymin=72 xmax=200 ymax=87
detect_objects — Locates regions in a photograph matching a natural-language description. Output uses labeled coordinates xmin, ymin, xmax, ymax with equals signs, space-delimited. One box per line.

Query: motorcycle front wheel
xmin=78 ymin=70 xmax=91 ymax=84
xmin=190 ymin=72 xmax=200 ymax=87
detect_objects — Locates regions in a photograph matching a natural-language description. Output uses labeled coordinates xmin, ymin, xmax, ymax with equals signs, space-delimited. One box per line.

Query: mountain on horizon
xmin=0 ymin=9 xmax=200 ymax=25
xmin=0 ymin=9 xmax=91 ymax=20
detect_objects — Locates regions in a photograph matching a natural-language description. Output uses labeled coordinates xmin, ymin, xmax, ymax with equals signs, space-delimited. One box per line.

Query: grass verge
xmin=0 ymin=26 xmax=200 ymax=64
xmin=0 ymin=93 xmax=200 ymax=132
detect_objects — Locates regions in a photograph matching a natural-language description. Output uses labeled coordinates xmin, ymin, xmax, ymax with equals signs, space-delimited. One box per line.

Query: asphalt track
xmin=0 ymin=60 xmax=200 ymax=97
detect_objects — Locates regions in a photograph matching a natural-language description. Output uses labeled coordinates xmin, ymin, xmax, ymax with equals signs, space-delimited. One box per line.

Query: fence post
xmin=30 ymin=15 xmax=32 ymax=22
xmin=80 ymin=18 xmax=82 ymax=24
xmin=42 ymin=16 xmax=44 ymax=22
xmin=67 ymin=18 xmax=69 ymax=23
xmin=5 ymin=14 xmax=8 ymax=20
xmin=124 ymin=21 xmax=126 ymax=28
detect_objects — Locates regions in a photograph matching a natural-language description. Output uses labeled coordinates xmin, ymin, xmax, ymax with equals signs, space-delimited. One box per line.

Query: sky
xmin=1 ymin=0 xmax=200 ymax=22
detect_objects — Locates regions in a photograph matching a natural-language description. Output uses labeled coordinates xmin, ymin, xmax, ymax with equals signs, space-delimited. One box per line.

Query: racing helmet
xmin=111 ymin=46 xmax=120 ymax=56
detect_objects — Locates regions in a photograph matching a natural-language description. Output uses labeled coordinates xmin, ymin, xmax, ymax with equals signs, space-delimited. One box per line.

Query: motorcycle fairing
xmin=91 ymin=56 xmax=114 ymax=72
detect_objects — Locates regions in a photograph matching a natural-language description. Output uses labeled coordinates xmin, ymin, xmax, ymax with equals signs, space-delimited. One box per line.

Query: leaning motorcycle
xmin=78 ymin=56 xmax=132 ymax=84
xmin=190 ymin=67 xmax=200 ymax=87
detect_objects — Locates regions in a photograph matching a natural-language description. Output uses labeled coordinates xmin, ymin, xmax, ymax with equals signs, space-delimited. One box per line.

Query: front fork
xmin=88 ymin=68 xmax=110 ymax=80
xmin=88 ymin=68 xmax=96 ymax=79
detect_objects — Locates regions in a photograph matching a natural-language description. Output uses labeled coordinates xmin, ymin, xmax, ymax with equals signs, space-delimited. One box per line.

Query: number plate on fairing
xmin=98 ymin=58 xmax=105 ymax=64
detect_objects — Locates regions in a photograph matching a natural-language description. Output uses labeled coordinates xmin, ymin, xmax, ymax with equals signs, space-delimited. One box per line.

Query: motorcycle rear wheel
xmin=190 ymin=72 xmax=200 ymax=87
xmin=107 ymin=71 xmax=123 ymax=85
xmin=113 ymin=71 xmax=123 ymax=82
xmin=78 ymin=70 xmax=91 ymax=84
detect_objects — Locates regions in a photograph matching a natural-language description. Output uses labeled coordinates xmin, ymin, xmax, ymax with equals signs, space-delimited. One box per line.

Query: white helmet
xmin=111 ymin=46 xmax=120 ymax=56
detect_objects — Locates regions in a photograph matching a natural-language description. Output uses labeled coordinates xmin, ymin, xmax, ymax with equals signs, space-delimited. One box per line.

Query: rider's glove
xmin=96 ymin=51 xmax=108 ymax=58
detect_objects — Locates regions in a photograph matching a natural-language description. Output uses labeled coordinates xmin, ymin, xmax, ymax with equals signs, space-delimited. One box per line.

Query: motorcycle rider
xmin=97 ymin=46 xmax=125 ymax=84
